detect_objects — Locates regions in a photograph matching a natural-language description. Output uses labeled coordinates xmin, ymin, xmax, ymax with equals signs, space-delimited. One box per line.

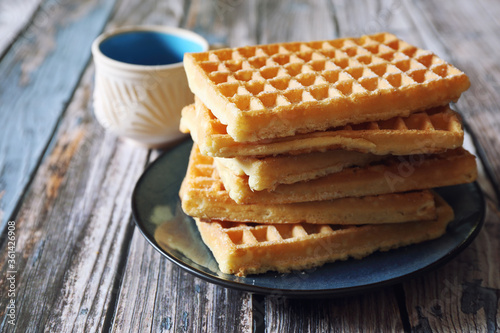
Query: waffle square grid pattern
xmin=180 ymin=144 xmax=437 ymax=224
xmin=207 ymin=221 xmax=351 ymax=246
xmin=181 ymin=102 xmax=464 ymax=158
xmin=185 ymin=33 xmax=470 ymax=141
xmin=195 ymin=194 xmax=454 ymax=276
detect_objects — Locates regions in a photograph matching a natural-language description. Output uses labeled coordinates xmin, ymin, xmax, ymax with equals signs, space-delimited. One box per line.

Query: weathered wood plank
xmin=0 ymin=0 xmax=184 ymax=329
xmin=106 ymin=0 xmax=185 ymax=29
xmin=0 ymin=0 xmax=42 ymax=57
xmin=266 ymin=290 xmax=404 ymax=332
xmin=258 ymin=0 xmax=339 ymax=43
xmin=332 ymin=0 xmax=416 ymax=39
xmin=0 ymin=0 xmax=116 ymax=232
xmin=0 ymin=59 xmax=149 ymax=332
xmin=111 ymin=225 xmax=253 ymax=333
xmin=184 ymin=0 xmax=259 ymax=47
xmin=109 ymin=226 xmax=160 ymax=333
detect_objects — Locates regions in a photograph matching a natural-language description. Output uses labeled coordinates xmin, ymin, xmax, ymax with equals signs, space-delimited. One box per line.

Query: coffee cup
xmin=92 ymin=26 xmax=208 ymax=148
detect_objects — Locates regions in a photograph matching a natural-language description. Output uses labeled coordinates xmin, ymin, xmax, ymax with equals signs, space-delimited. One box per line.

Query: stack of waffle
xmin=178 ymin=33 xmax=477 ymax=276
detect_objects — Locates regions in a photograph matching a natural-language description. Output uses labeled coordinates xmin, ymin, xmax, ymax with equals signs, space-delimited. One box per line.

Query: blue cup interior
xmin=99 ymin=30 xmax=206 ymax=66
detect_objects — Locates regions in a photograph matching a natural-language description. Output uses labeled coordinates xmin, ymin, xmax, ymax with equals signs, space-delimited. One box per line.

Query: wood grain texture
xmin=0 ymin=60 xmax=150 ymax=332
xmin=0 ymin=0 xmax=115 ymax=232
xmin=0 ymin=0 xmax=41 ymax=57
xmin=110 ymin=224 xmax=161 ymax=333
xmin=258 ymin=0 xmax=339 ymax=43
xmin=184 ymin=0 xmax=259 ymax=47
xmin=111 ymin=226 xmax=252 ymax=333
xmin=265 ymin=289 xmax=404 ymax=332
xmin=0 ymin=1 xmax=157 ymax=330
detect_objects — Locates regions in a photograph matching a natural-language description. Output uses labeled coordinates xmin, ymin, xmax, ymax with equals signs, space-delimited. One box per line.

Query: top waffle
xmin=184 ymin=33 xmax=470 ymax=142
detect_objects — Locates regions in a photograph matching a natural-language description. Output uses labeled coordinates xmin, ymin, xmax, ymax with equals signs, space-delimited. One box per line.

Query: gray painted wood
xmin=111 ymin=225 xmax=253 ymax=333
xmin=0 ymin=0 xmax=42 ymax=57
xmin=0 ymin=0 xmax=149 ymax=330
xmin=258 ymin=0 xmax=339 ymax=43
xmin=265 ymin=290 xmax=404 ymax=332
xmin=0 ymin=0 xmax=115 ymax=231
xmin=185 ymin=0 xmax=259 ymax=47
xmin=0 ymin=61 xmax=150 ymax=332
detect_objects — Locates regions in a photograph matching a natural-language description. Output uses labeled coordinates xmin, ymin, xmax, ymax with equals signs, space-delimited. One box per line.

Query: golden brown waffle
xmin=215 ymin=147 xmax=477 ymax=204
xmin=215 ymin=150 xmax=383 ymax=191
xmin=181 ymin=101 xmax=464 ymax=158
xmin=180 ymin=145 xmax=436 ymax=224
xmin=184 ymin=32 xmax=469 ymax=142
xmin=195 ymin=195 xmax=454 ymax=276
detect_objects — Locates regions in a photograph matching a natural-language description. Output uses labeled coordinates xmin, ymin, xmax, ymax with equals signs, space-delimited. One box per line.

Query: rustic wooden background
xmin=0 ymin=0 xmax=499 ymax=332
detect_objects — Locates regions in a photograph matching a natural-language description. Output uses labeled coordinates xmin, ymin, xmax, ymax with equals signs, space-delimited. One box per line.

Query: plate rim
xmin=131 ymin=141 xmax=486 ymax=298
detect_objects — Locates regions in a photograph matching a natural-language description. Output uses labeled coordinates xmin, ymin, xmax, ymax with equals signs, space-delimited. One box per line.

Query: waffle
xmin=181 ymin=101 xmax=464 ymax=158
xmin=184 ymin=33 xmax=470 ymax=142
xmin=195 ymin=194 xmax=454 ymax=276
xmin=180 ymin=145 xmax=436 ymax=224
xmin=215 ymin=150 xmax=383 ymax=191
xmin=215 ymin=147 xmax=477 ymax=204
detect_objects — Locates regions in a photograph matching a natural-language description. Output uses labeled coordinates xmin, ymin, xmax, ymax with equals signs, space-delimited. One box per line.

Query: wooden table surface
xmin=1 ymin=0 xmax=499 ymax=332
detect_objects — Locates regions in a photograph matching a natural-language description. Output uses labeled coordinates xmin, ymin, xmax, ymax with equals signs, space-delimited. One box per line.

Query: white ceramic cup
xmin=92 ymin=26 xmax=209 ymax=148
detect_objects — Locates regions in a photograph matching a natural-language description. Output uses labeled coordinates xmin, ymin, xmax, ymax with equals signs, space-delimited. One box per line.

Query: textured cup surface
xmin=92 ymin=26 xmax=208 ymax=148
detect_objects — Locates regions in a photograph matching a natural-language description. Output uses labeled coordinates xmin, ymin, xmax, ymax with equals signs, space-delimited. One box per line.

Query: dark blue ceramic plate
xmin=132 ymin=140 xmax=485 ymax=297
